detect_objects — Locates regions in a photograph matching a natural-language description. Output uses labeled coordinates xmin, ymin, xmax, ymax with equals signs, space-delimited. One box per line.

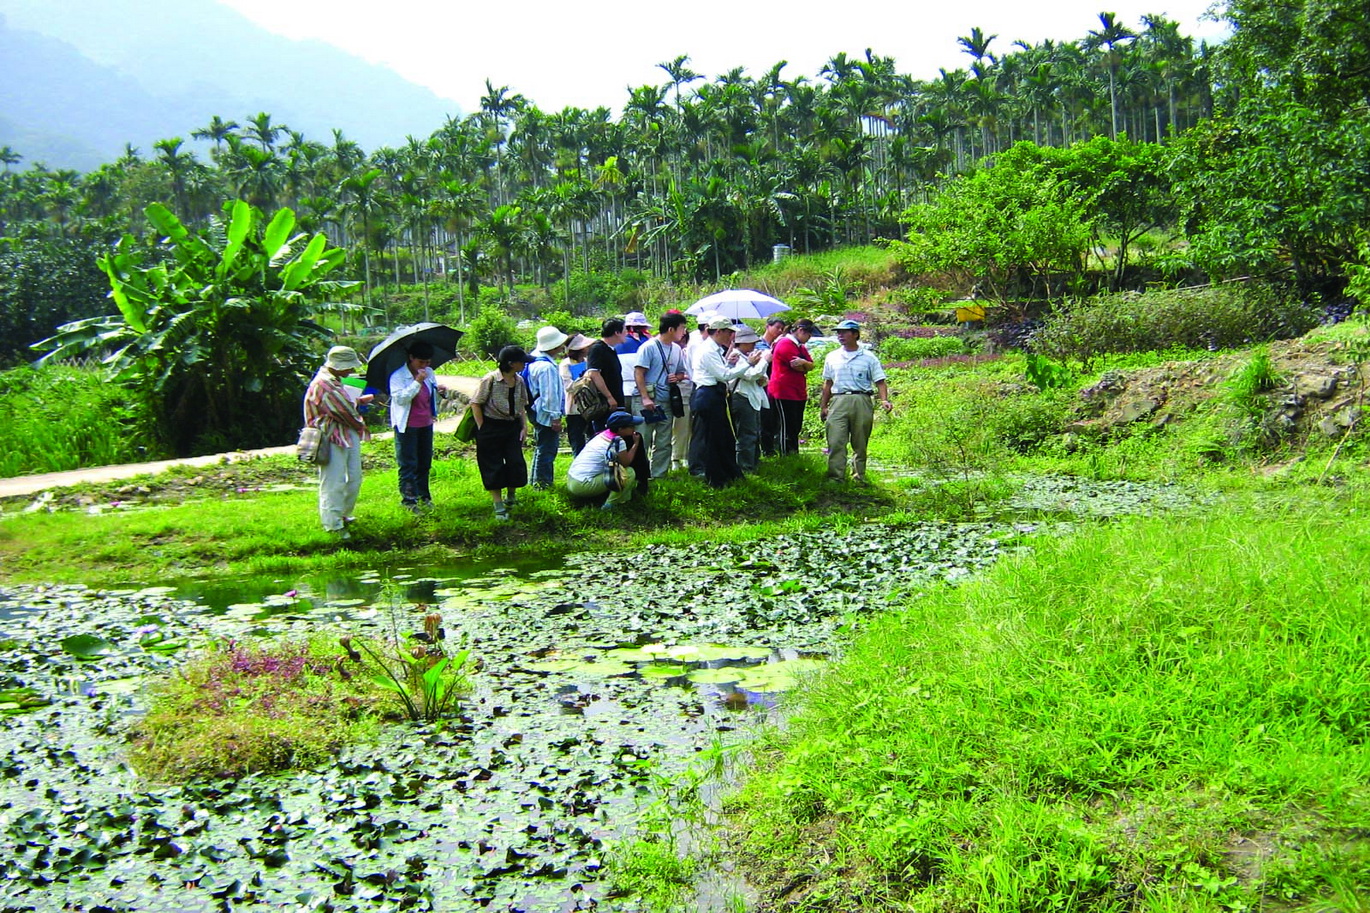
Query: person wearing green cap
xmin=818 ymin=320 xmax=892 ymax=483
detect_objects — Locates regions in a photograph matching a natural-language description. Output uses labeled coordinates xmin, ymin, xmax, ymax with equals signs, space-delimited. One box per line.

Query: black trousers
xmin=691 ymin=384 xmax=742 ymax=487
xmin=775 ymin=398 xmax=807 ymax=454
xmin=760 ymin=394 xmax=781 ymax=456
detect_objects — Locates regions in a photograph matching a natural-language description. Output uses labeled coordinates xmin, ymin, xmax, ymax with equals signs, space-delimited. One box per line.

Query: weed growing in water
xmin=131 ymin=638 xmax=391 ymax=781
xmin=341 ymin=580 xmax=471 ymax=723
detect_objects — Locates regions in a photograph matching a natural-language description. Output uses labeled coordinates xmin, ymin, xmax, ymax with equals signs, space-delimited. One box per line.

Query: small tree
xmin=892 ymin=148 xmax=1093 ymax=301
xmin=36 ymin=200 xmax=359 ymax=454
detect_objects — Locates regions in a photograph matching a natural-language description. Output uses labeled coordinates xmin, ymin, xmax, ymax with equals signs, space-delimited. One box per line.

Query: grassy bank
xmin=729 ymin=494 xmax=1370 ymax=911
xmin=0 ymin=446 xmax=888 ymax=584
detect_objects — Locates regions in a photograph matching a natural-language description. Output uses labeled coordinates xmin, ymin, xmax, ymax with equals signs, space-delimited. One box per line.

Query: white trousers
xmin=318 ymin=430 xmax=362 ymax=531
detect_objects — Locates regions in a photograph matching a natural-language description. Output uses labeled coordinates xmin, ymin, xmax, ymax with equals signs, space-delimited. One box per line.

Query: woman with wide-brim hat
xmin=303 ymin=346 xmax=372 ymax=539
xmin=470 ymin=345 xmax=531 ymax=521
xmin=559 ymin=333 xmax=596 ymax=456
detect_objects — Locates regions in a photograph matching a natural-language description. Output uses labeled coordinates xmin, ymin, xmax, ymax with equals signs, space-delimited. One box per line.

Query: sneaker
xmin=599 ymin=502 xmax=616 ymax=512
xmin=494 ymin=504 xmax=510 ymax=521
xmin=330 ymin=528 xmax=352 ymax=541
xmin=505 ymin=494 xmax=518 ymax=507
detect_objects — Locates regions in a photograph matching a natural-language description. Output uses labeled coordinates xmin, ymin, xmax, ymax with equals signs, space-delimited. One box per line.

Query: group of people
xmin=302 ymin=309 xmax=893 ymax=532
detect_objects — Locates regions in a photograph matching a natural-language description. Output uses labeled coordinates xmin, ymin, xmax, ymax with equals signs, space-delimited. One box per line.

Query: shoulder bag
xmin=296 ymin=426 xmax=330 ymax=464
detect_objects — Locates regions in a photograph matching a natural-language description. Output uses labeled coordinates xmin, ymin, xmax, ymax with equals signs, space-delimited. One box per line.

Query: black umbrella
xmin=364 ymin=323 xmax=464 ymax=389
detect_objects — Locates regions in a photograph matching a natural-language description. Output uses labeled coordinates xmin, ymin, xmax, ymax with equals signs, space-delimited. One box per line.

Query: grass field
xmin=729 ymin=494 xmax=1370 ymax=911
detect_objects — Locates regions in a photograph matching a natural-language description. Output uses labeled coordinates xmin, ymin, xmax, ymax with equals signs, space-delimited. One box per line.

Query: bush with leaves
xmin=893 ymin=144 xmax=1094 ymax=301
xmin=34 ymin=201 xmax=359 ymax=455
xmin=461 ymin=306 xmax=525 ymax=357
xmin=1032 ymin=285 xmax=1320 ymax=365
xmin=880 ymin=335 xmax=970 ymax=363
xmin=0 ymin=237 xmax=113 ymax=367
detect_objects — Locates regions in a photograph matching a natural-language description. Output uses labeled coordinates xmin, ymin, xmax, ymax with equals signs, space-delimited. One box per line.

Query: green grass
xmin=748 ymin=245 xmax=901 ymax=293
xmin=608 ymin=839 xmax=700 ymax=911
xmin=0 ymin=364 xmax=159 ymax=475
xmin=729 ymin=494 xmax=1370 ymax=911
xmin=0 ymin=445 xmax=887 ymax=584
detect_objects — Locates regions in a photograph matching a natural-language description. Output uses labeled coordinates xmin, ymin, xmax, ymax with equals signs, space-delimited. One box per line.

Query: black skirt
xmin=475 ymin=418 xmax=528 ymax=491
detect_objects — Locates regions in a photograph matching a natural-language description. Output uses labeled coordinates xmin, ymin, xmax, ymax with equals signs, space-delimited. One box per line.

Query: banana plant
xmin=34 ymin=200 xmax=361 ymax=454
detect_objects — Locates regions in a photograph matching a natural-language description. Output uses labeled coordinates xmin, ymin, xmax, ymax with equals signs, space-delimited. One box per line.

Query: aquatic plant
xmin=345 ymin=612 xmax=471 ymax=722
xmin=131 ymin=638 xmax=390 ymax=781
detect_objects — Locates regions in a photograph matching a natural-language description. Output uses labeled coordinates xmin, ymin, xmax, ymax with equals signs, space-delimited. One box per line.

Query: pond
xmin=0 ymin=520 xmax=1029 ymax=912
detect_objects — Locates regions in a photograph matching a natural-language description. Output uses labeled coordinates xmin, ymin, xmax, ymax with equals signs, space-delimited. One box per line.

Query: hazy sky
xmin=214 ymin=0 xmax=1229 ymax=115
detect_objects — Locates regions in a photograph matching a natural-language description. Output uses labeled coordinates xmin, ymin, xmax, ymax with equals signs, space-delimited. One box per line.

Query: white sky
xmin=213 ymin=0 xmax=1229 ymax=115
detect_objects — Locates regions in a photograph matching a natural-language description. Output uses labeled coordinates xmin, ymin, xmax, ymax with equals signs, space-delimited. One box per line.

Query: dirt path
xmin=0 ymin=376 xmax=481 ymax=500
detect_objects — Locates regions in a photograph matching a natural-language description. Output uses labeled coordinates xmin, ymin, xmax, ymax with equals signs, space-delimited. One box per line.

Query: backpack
xmin=568 ymin=371 xmax=611 ymax=424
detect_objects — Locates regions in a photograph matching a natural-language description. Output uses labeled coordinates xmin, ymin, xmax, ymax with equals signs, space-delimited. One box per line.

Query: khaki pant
xmin=825 ymin=394 xmax=875 ymax=481
xmin=567 ymin=466 xmax=637 ymax=506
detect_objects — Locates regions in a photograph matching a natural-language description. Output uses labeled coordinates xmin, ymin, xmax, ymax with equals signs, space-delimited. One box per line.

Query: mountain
xmin=0 ymin=0 xmax=461 ymax=172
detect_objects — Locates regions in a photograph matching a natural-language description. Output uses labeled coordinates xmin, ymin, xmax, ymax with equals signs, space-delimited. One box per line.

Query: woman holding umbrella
xmin=389 ymin=340 xmax=450 ymax=510
xmin=470 ymin=345 xmax=531 ymax=521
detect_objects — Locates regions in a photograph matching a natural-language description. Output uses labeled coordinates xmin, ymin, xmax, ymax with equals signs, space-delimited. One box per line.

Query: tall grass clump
xmin=132 ymin=637 xmax=393 ymax=781
xmin=1033 ymin=284 xmax=1320 ymax=365
xmin=751 ymin=245 xmax=901 ymax=295
xmin=732 ymin=502 xmax=1370 ymax=911
xmin=0 ymin=363 xmax=157 ymax=475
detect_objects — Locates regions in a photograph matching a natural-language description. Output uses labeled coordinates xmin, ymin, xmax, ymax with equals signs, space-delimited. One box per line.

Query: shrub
xmin=880 ymin=335 xmax=970 ymax=362
xmin=552 ymin=268 xmax=649 ymax=316
xmin=535 ymin=307 xmax=600 ymax=339
xmin=461 ymin=307 xmax=525 ymax=357
xmin=1032 ymin=284 xmax=1320 ymax=364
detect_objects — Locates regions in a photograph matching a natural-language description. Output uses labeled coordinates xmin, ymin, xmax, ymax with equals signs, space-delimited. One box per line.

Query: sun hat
xmin=605 ymin=410 xmax=645 ymax=430
xmin=733 ymin=325 xmax=760 ymax=345
xmin=833 ymin=319 xmax=862 ymax=332
xmin=566 ymin=333 xmax=594 ymax=352
xmin=792 ymin=318 xmax=821 ymax=335
xmin=535 ymin=326 xmax=570 ymax=352
xmin=623 ymin=311 xmax=649 ymax=328
xmin=325 ymin=345 xmax=362 ymax=371
xmin=708 ymin=315 xmax=736 ymax=331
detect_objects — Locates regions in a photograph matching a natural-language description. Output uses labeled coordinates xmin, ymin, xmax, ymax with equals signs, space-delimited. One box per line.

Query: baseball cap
xmin=606 ymin=410 xmax=644 ymax=430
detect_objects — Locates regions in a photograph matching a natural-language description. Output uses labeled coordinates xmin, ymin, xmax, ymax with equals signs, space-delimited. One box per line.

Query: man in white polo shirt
xmin=818 ymin=319 xmax=893 ymax=483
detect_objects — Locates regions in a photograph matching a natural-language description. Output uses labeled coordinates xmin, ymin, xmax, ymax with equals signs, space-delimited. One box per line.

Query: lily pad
xmin=638 ymin=663 xmax=690 ymax=679
xmin=60 ymin=634 xmax=115 ymax=660
xmin=685 ymin=667 xmax=746 ymax=685
xmin=734 ymin=658 xmax=827 ymax=692
xmin=0 ymin=686 xmax=50 ymax=714
xmin=522 ymin=659 xmax=635 ymax=678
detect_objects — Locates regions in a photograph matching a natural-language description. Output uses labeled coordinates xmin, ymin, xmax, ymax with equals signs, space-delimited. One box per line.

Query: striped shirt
xmin=821 ymin=346 xmax=887 ymax=394
xmin=304 ymin=367 xmax=369 ymax=448
xmin=473 ymin=370 xmax=530 ymax=421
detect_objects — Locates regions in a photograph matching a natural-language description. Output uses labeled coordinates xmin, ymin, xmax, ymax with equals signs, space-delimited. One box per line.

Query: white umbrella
xmin=685 ymin=289 xmax=791 ymax=320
